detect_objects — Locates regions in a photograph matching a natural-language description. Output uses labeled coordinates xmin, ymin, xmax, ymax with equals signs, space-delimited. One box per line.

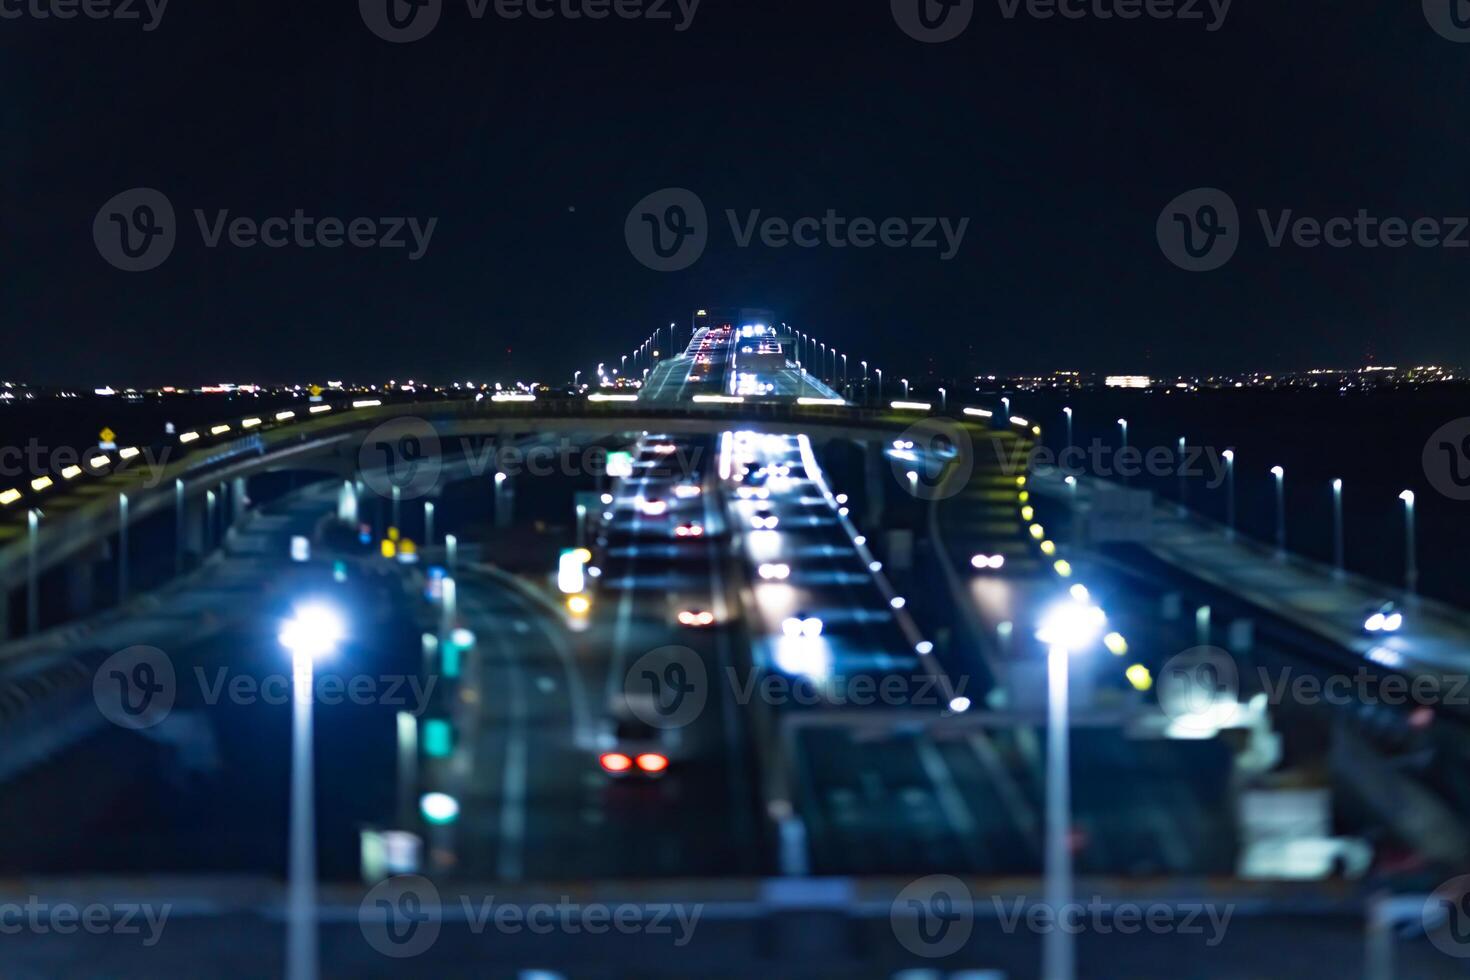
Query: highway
xmin=0 ymin=318 xmax=1466 ymax=976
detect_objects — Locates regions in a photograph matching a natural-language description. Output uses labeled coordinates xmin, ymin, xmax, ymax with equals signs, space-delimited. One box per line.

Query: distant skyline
xmin=7 ymin=4 xmax=1470 ymax=382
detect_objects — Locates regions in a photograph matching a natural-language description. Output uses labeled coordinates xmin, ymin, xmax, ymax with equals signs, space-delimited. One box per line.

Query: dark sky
xmin=4 ymin=0 xmax=1469 ymax=385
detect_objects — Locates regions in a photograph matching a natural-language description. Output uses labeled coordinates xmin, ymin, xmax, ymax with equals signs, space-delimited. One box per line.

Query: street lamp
xmin=1063 ymin=406 xmax=1073 ymax=453
xmin=1271 ymin=466 xmax=1286 ymax=557
xmin=573 ymin=370 xmax=581 ymax=389
xmin=1223 ymin=450 xmax=1236 ymax=539
xmin=1176 ymin=437 xmax=1187 ymax=515
xmin=875 ymin=369 xmax=883 ymax=404
xmin=1399 ymin=490 xmax=1417 ymax=596
xmin=1331 ymin=479 xmax=1344 ymax=577
xmin=938 ymin=387 xmax=947 ymax=411
xmin=901 ymin=378 xmax=910 ymax=398
xmin=278 ymin=601 xmax=347 ymax=980
xmin=1035 ymin=594 xmax=1107 ymax=980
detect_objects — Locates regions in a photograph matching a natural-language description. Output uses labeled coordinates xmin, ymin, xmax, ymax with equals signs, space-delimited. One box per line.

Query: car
xmin=677 ymin=608 xmax=716 ymax=628
xmin=599 ymin=702 xmax=673 ymax=778
xmin=674 ymin=521 xmax=704 ymax=538
xmin=635 ymin=496 xmax=668 ymax=517
xmin=1362 ymin=601 xmax=1404 ymax=634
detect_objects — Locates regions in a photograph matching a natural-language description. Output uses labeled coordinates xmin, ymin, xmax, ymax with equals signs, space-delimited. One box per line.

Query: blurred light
xmin=119 ymin=447 xmax=140 ymax=460
xmin=1029 ymin=524 xmax=1045 ymax=539
xmin=1054 ymin=560 xmax=1073 ymax=577
xmin=309 ymin=405 xmax=332 ymax=414
xmin=450 ymin=627 xmax=475 ymax=648
xmin=567 ymin=595 xmax=591 ymax=616
xmin=1126 ymin=664 xmax=1154 ymax=691
xmin=915 ymin=640 xmax=934 ymax=655
xmin=242 ymin=417 xmax=262 ymax=428
xmin=891 ymin=400 xmax=932 ymax=411
xmin=0 ymin=488 xmax=21 ymax=506
xmin=1036 ymin=597 xmax=1106 ymax=651
xmin=1040 ymin=540 xmax=1056 ymax=556
xmin=758 ymin=563 xmax=791 ymax=581
xmin=869 ymin=561 xmax=883 ymax=572
xmin=600 ymin=752 xmax=632 ymax=773
xmin=179 ymin=432 xmax=200 ymax=444
xmin=211 ymin=424 xmax=231 ymax=435
xmin=971 ymin=553 xmax=1005 ymax=570
xmin=1069 ymin=584 xmax=1090 ymax=601
xmin=61 ymin=466 xmax=82 ymax=480
xmin=635 ymin=753 xmax=669 ymax=773
xmin=949 ymin=696 xmax=971 ymax=712
xmin=290 ymin=536 xmax=310 ymax=562
xmin=890 ymin=596 xmax=906 ymax=609
xmin=963 ymin=407 xmax=992 ymax=418
xmin=30 ymin=476 xmax=52 ymax=492
xmin=1021 ymin=505 xmax=1035 ymax=521
xmin=1104 ymin=632 xmax=1129 ymax=656
xmin=278 ymin=602 xmax=346 ymax=661
xmin=419 ymin=792 xmax=460 ymax=825
xmin=275 ymin=410 xmax=296 ymax=421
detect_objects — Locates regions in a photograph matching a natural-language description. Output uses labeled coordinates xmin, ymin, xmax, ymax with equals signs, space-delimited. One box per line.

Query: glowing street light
xmin=1035 ymin=594 xmax=1106 ymax=980
xmin=1331 ymin=479 xmax=1344 ymax=576
xmin=1400 ymin=490 xmax=1417 ymax=596
xmin=1271 ymin=466 xmax=1286 ymax=556
xmin=1222 ymin=450 xmax=1236 ymax=539
xmin=277 ymin=600 xmax=346 ymax=980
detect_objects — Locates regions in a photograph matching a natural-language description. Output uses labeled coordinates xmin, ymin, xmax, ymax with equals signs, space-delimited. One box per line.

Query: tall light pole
xmin=819 ymin=342 xmax=827 ymax=381
xmin=901 ymin=378 xmax=910 ymax=398
xmin=573 ymin=370 xmax=581 ymax=389
xmin=1035 ymin=595 xmax=1106 ymax=980
xmin=1117 ymin=419 xmax=1129 ymax=485
xmin=1176 ymin=437 xmax=1188 ymax=515
xmin=27 ymin=509 xmax=39 ymax=636
xmin=841 ymin=353 xmax=847 ymax=383
xmin=1271 ymin=466 xmax=1286 ymax=557
xmin=875 ymin=369 xmax=883 ymax=404
xmin=1331 ymin=479 xmax=1344 ymax=577
xmin=938 ymin=387 xmax=947 ymax=411
xmin=1063 ymin=406 xmax=1073 ymax=454
xmin=1399 ymin=490 xmax=1417 ymax=597
xmin=861 ymin=360 xmax=868 ymax=390
xmin=1223 ymin=450 xmax=1236 ymax=539
xmin=278 ymin=601 xmax=346 ymax=980
xmin=1002 ymin=395 xmax=1011 ymax=419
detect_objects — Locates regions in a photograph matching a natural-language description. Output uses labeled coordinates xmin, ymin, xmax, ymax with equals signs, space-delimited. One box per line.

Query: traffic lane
xmin=587 ymin=438 xmax=762 ymax=875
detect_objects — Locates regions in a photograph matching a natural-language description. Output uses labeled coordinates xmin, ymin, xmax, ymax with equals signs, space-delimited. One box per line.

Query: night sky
xmin=4 ymin=0 xmax=1469 ymax=384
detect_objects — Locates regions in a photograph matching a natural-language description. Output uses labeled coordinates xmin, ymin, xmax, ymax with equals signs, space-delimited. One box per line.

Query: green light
xmin=423 ymin=719 xmax=453 ymax=758
xmin=442 ymin=645 xmax=461 ymax=679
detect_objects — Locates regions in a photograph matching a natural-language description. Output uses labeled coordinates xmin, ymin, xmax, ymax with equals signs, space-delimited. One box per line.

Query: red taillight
xmin=635 ymin=753 xmax=669 ymax=773
xmin=600 ymin=752 xmax=633 ymax=773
